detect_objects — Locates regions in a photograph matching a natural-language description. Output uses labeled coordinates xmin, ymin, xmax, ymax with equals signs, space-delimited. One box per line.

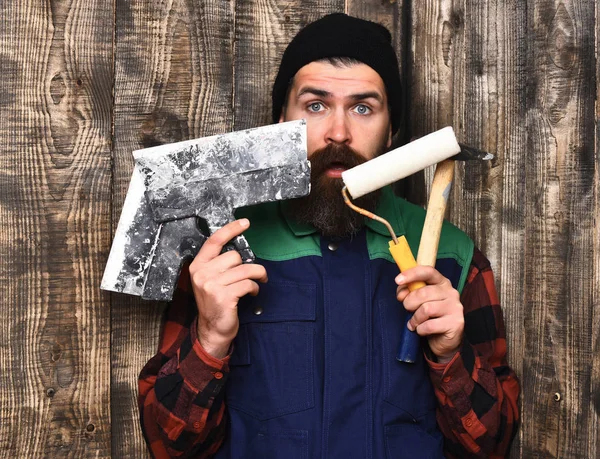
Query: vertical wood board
xmin=0 ymin=0 xmax=113 ymax=457
xmin=111 ymin=0 xmax=235 ymax=456
xmin=593 ymin=1 xmax=600 ymax=455
xmin=522 ymin=1 xmax=596 ymax=457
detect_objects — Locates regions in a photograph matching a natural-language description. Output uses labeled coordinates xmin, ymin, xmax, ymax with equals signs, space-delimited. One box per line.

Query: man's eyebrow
xmin=349 ymin=91 xmax=384 ymax=103
xmin=297 ymin=87 xmax=331 ymax=98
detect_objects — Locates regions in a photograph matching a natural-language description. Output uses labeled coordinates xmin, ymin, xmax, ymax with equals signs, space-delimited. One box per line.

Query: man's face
xmin=280 ymin=61 xmax=392 ymax=164
xmin=280 ymin=61 xmax=393 ymax=238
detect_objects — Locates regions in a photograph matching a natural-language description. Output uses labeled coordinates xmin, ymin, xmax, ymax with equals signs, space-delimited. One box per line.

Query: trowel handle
xmin=389 ymin=238 xmax=426 ymax=363
xmin=223 ymin=234 xmax=255 ymax=264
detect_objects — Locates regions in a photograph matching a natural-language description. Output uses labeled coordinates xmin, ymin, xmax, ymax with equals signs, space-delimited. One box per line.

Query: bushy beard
xmin=287 ymin=143 xmax=382 ymax=239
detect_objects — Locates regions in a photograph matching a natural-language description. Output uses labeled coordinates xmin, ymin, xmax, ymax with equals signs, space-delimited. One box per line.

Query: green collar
xmin=280 ymin=186 xmax=408 ymax=239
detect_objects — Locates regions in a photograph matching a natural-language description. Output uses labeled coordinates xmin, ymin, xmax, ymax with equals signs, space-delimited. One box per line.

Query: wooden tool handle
xmin=417 ymin=159 xmax=456 ymax=266
xmin=394 ymin=159 xmax=456 ymax=363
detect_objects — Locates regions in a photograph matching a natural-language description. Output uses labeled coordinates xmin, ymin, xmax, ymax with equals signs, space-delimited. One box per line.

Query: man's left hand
xmin=395 ymin=266 xmax=464 ymax=363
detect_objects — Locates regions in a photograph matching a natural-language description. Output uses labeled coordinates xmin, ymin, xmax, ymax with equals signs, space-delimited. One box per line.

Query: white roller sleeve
xmin=342 ymin=126 xmax=460 ymax=198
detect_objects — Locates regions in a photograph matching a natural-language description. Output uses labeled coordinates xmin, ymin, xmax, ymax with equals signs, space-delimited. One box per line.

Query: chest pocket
xmin=226 ymin=281 xmax=316 ymax=421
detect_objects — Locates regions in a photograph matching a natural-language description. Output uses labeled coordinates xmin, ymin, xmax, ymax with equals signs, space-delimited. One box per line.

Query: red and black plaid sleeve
xmin=427 ymin=247 xmax=520 ymax=458
xmin=138 ymin=270 xmax=230 ymax=458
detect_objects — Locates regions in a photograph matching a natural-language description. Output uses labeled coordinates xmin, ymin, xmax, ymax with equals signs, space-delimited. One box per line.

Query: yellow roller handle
xmin=389 ymin=237 xmax=426 ymax=292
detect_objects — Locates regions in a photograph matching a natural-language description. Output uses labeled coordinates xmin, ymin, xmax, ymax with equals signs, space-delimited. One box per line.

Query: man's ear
xmin=386 ymin=125 xmax=392 ymax=148
xmin=278 ymin=109 xmax=286 ymax=123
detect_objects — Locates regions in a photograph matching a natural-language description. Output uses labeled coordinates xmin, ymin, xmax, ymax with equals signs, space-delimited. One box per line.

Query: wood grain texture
xmin=487 ymin=4 xmax=529 ymax=456
xmin=0 ymin=0 xmax=113 ymax=457
xmin=233 ymin=0 xmax=345 ymax=130
xmin=593 ymin=0 xmax=600 ymax=455
xmin=522 ymin=1 xmax=597 ymax=457
xmin=111 ymin=0 xmax=235 ymax=456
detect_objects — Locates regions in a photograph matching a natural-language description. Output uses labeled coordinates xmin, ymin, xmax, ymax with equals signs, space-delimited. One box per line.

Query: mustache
xmin=309 ymin=143 xmax=367 ymax=178
xmin=288 ymin=143 xmax=382 ymax=238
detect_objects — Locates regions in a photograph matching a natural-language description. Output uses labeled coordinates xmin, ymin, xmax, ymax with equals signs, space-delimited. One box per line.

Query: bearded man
xmin=139 ymin=13 xmax=520 ymax=459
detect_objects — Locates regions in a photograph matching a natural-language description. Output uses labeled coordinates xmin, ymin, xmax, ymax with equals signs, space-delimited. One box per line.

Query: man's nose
xmin=325 ymin=111 xmax=351 ymax=145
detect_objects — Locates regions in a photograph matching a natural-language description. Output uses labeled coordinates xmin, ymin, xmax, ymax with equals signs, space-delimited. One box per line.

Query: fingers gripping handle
xmin=388 ymin=238 xmax=426 ymax=291
xmin=223 ymin=234 xmax=255 ymax=263
xmin=208 ymin=218 xmax=255 ymax=263
xmin=389 ymin=237 xmax=425 ymax=363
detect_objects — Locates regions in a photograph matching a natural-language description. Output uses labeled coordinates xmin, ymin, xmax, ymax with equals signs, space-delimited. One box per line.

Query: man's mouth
xmin=324 ymin=163 xmax=348 ymax=178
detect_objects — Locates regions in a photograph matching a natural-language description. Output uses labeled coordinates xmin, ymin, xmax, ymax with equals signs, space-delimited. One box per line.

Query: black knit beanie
xmin=272 ymin=13 xmax=402 ymax=134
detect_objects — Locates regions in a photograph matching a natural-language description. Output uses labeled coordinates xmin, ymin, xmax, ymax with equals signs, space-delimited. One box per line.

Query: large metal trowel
xmin=101 ymin=120 xmax=310 ymax=301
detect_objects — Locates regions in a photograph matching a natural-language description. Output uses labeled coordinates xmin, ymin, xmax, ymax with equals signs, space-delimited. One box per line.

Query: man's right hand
xmin=190 ymin=219 xmax=268 ymax=359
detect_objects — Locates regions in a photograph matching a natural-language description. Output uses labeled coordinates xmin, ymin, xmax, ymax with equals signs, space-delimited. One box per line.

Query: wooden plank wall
xmin=0 ymin=0 xmax=597 ymax=457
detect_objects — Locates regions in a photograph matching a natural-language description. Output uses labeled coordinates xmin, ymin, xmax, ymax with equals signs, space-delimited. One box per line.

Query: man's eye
xmin=354 ymin=104 xmax=371 ymax=115
xmin=308 ymin=102 xmax=324 ymax=112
